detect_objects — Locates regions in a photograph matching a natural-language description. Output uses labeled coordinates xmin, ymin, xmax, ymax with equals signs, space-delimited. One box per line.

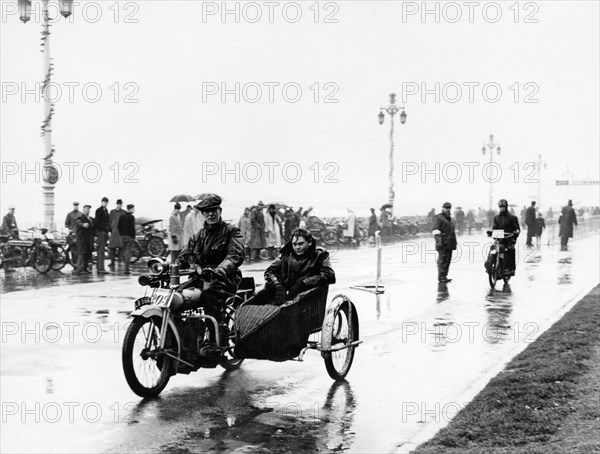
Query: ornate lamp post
xmin=18 ymin=0 xmax=73 ymax=230
xmin=481 ymin=134 xmax=501 ymax=212
xmin=378 ymin=93 xmax=407 ymax=215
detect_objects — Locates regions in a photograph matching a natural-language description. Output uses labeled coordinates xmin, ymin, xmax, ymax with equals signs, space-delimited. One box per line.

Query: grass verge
xmin=413 ymin=285 xmax=600 ymax=454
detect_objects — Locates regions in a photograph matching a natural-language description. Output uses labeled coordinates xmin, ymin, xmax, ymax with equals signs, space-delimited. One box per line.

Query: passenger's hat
xmin=197 ymin=194 xmax=222 ymax=211
xmin=442 ymin=202 xmax=452 ymax=208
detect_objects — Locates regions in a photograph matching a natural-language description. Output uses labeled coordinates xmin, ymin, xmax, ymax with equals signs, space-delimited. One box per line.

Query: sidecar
xmin=233 ymin=285 xmax=360 ymax=380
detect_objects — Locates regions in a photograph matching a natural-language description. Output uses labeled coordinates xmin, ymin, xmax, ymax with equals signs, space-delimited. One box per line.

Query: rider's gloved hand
xmin=213 ymin=267 xmax=227 ymax=280
xmin=273 ymin=284 xmax=286 ymax=305
xmin=287 ymin=280 xmax=307 ymax=299
xmin=200 ymin=267 xmax=216 ymax=280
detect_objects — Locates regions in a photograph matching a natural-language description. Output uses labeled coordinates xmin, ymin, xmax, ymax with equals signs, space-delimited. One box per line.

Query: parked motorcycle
xmin=0 ymin=228 xmax=53 ymax=273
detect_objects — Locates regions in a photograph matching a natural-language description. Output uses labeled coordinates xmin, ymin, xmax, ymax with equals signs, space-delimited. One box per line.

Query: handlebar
xmin=486 ymin=230 xmax=515 ymax=239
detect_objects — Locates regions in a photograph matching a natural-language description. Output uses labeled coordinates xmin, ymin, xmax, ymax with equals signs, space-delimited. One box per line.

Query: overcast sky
xmin=1 ymin=1 xmax=599 ymax=227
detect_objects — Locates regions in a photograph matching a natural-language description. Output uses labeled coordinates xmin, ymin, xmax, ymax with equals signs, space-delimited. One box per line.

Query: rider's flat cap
xmin=197 ymin=194 xmax=222 ymax=211
xmin=442 ymin=202 xmax=452 ymax=208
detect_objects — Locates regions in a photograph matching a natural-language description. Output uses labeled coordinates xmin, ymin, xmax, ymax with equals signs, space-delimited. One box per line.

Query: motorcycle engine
xmin=180 ymin=318 xmax=206 ymax=357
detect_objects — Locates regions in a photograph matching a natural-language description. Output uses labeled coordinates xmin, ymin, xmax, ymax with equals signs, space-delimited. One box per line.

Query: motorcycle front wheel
xmin=122 ymin=316 xmax=175 ymax=398
xmin=32 ymin=247 xmax=53 ymax=274
xmin=488 ymin=257 xmax=497 ymax=289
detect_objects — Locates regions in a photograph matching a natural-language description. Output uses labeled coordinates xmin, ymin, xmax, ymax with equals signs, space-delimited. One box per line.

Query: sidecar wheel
xmin=122 ymin=316 xmax=174 ymax=398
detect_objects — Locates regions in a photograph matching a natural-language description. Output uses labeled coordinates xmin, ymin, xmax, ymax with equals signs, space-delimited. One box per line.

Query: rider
xmin=491 ymin=198 xmax=521 ymax=276
xmin=176 ymin=194 xmax=245 ymax=327
xmin=259 ymin=228 xmax=336 ymax=305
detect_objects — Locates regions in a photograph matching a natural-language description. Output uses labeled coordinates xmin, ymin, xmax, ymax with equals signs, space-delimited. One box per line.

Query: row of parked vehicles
xmin=0 ymin=219 xmax=169 ymax=274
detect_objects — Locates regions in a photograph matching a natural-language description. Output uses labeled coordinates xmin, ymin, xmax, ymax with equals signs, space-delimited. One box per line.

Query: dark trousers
xmin=122 ymin=236 xmax=134 ymax=273
xmin=526 ymin=224 xmax=535 ymax=245
xmin=75 ymin=239 xmax=91 ymax=273
xmin=96 ymin=231 xmax=108 ymax=271
xmin=561 ymin=235 xmax=570 ymax=248
xmin=437 ymin=249 xmax=453 ymax=280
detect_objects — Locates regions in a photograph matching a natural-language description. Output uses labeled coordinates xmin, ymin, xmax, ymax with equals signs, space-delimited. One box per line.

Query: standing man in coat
xmin=65 ymin=202 xmax=80 ymax=260
xmin=183 ymin=204 xmax=204 ymax=248
xmin=94 ymin=197 xmax=111 ymax=274
xmin=432 ymin=202 xmax=457 ymax=283
xmin=343 ymin=209 xmax=357 ymax=246
xmin=249 ymin=201 xmax=266 ymax=261
xmin=379 ymin=207 xmax=391 ymax=242
xmin=169 ymin=203 xmax=183 ymax=262
xmin=118 ymin=204 xmax=136 ymax=275
xmin=525 ymin=201 xmax=537 ymax=247
xmin=238 ymin=207 xmax=252 ymax=258
xmin=368 ymin=208 xmax=378 ymax=246
xmin=265 ymin=204 xmax=283 ymax=259
xmin=1 ymin=206 xmax=19 ymax=239
xmin=108 ymin=199 xmax=124 ymax=269
xmin=74 ymin=205 xmax=94 ymax=274
xmin=559 ymin=199 xmax=578 ymax=251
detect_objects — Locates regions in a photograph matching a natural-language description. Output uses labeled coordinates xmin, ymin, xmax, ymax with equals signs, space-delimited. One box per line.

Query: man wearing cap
xmin=492 ymin=199 xmax=521 ymax=276
xmin=94 ymin=197 xmax=111 ymax=274
xmin=169 ymin=203 xmax=184 ymax=262
xmin=118 ymin=204 xmax=136 ymax=275
xmin=176 ymin=194 xmax=245 ymax=333
xmin=65 ymin=202 xmax=80 ymax=260
xmin=249 ymin=201 xmax=266 ymax=261
xmin=432 ymin=202 xmax=457 ymax=283
xmin=1 ymin=206 xmax=19 ymax=239
xmin=558 ymin=199 xmax=578 ymax=251
xmin=108 ymin=199 xmax=124 ymax=268
xmin=74 ymin=205 xmax=95 ymax=274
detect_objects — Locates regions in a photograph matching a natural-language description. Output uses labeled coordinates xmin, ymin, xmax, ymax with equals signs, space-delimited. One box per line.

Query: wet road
xmin=1 ymin=233 xmax=599 ymax=453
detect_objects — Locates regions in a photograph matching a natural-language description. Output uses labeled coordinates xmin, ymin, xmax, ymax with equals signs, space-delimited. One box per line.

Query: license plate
xmin=491 ymin=229 xmax=505 ymax=239
xmin=151 ymin=288 xmax=173 ymax=307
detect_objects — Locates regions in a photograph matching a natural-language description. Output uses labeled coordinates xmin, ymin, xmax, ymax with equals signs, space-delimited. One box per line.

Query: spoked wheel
xmin=32 ymin=248 xmax=53 ymax=274
xmin=488 ymin=260 xmax=497 ymax=289
xmin=322 ymin=230 xmax=337 ymax=246
xmin=122 ymin=316 xmax=175 ymax=398
xmin=220 ymin=304 xmax=244 ymax=371
xmin=323 ymin=302 xmax=356 ymax=381
xmin=51 ymin=245 xmax=67 ymax=271
xmin=147 ymin=237 xmax=166 ymax=257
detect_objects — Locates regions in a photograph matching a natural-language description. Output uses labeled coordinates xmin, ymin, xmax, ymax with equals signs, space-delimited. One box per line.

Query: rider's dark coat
xmin=432 ymin=212 xmax=457 ymax=250
xmin=492 ymin=211 xmax=521 ymax=238
xmin=264 ymin=239 xmax=335 ymax=291
xmin=178 ymin=220 xmax=245 ymax=293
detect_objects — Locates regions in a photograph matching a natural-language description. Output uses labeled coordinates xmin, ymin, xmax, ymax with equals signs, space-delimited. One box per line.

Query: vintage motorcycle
xmin=0 ymin=228 xmax=54 ymax=273
xmin=485 ymin=230 xmax=515 ymax=288
xmin=122 ymin=258 xmax=360 ymax=398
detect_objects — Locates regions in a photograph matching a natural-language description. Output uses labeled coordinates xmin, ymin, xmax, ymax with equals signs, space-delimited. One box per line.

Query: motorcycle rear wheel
xmin=122 ymin=316 xmax=175 ymax=398
xmin=51 ymin=245 xmax=67 ymax=271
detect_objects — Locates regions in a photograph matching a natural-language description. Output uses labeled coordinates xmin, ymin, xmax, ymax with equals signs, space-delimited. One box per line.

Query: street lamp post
xmin=481 ymin=134 xmax=501 ymax=212
xmin=378 ymin=93 xmax=407 ymax=216
xmin=18 ymin=0 xmax=73 ymax=230
xmin=535 ymin=154 xmax=548 ymax=209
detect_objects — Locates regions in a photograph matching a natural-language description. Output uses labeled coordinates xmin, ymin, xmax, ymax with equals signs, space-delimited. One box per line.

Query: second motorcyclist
xmin=491 ymin=198 xmax=521 ymax=276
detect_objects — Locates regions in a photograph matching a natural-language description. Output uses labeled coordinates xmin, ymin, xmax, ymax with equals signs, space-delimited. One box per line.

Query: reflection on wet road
xmin=1 ymin=234 xmax=598 ymax=453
